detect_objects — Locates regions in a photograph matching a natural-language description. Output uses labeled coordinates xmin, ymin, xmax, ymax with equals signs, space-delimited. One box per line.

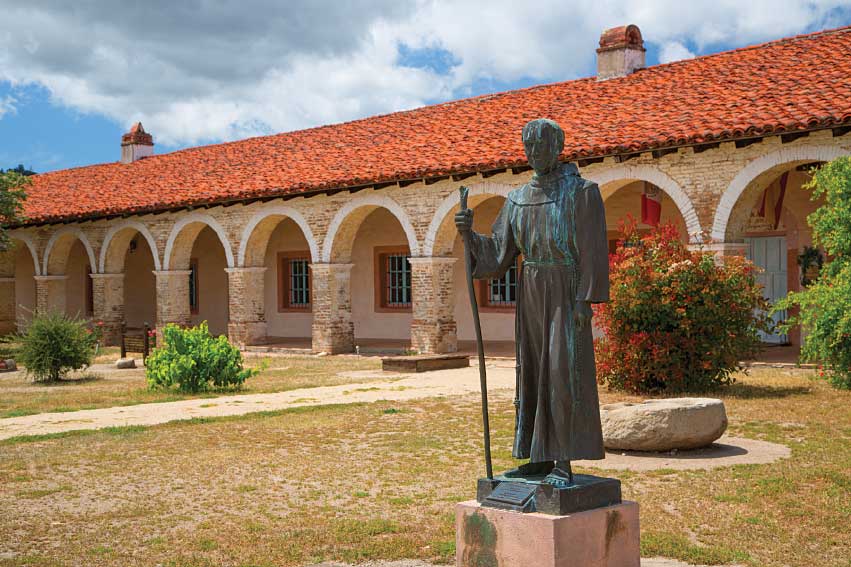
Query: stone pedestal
xmin=456 ymin=500 xmax=640 ymax=567
xmin=409 ymin=256 xmax=457 ymax=354
xmin=226 ymin=267 xmax=267 ymax=346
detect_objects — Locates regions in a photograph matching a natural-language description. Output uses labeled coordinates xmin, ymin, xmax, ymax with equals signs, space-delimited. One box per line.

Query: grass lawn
xmin=0 ymin=354 xmax=383 ymax=418
xmin=1 ymin=368 xmax=848 ymax=566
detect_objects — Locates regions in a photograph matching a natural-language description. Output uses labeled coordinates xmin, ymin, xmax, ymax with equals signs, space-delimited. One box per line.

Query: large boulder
xmin=600 ymin=398 xmax=727 ymax=452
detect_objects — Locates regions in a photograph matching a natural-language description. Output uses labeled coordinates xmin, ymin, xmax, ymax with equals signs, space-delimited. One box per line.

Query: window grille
xmin=288 ymin=258 xmax=310 ymax=307
xmin=384 ymin=253 xmax=411 ymax=307
xmin=487 ymin=263 xmax=518 ymax=306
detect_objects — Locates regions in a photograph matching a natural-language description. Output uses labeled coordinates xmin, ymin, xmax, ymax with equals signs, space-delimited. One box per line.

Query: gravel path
xmin=0 ymin=362 xmax=789 ymax=473
xmin=0 ymin=363 xmax=517 ymax=441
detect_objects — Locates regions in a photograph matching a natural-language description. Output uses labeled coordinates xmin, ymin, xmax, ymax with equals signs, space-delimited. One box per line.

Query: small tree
xmin=0 ymin=170 xmax=29 ymax=251
xmin=146 ymin=322 xmax=258 ymax=393
xmin=775 ymin=157 xmax=851 ymax=389
xmin=17 ymin=312 xmax=100 ymax=382
xmin=594 ymin=220 xmax=769 ymax=393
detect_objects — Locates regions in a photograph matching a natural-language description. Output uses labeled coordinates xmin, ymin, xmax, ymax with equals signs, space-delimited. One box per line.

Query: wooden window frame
xmin=477 ymin=257 xmax=522 ymax=313
xmin=374 ymin=245 xmax=412 ymax=313
xmin=189 ymin=258 xmax=199 ymax=315
xmin=277 ymin=251 xmax=312 ymax=313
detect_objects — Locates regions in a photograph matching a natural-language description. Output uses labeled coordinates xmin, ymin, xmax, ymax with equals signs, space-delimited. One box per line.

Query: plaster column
xmin=90 ymin=273 xmax=125 ymax=346
xmin=153 ymin=270 xmax=191 ymax=342
xmin=34 ymin=275 xmax=68 ymax=315
xmin=409 ymin=256 xmax=458 ymax=354
xmin=226 ymin=267 xmax=267 ymax=346
xmin=0 ymin=277 xmax=15 ymax=335
xmin=310 ymin=263 xmax=354 ymax=354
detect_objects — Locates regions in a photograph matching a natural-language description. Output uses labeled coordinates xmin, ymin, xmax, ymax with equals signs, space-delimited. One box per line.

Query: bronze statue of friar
xmin=455 ymin=118 xmax=609 ymax=490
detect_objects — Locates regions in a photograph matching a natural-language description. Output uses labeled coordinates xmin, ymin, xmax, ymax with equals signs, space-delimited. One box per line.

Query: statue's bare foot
xmin=543 ymin=461 xmax=574 ymax=488
xmin=502 ymin=460 xmax=554 ymax=478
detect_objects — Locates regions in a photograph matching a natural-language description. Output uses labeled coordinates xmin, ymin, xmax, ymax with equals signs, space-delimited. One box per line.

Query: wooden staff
xmin=459 ymin=186 xmax=493 ymax=479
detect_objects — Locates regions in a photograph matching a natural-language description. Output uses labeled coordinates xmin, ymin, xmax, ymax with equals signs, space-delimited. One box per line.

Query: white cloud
xmin=0 ymin=94 xmax=15 ymax=119
xmin=659 ymin=41 xmax=696 ymax=63
xmin=0 ymin=0 xmax=847 ymax=147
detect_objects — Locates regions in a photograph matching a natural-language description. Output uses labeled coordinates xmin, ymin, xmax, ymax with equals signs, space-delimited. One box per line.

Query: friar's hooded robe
xmin=469 ymin=162 xmax=609 ymax=462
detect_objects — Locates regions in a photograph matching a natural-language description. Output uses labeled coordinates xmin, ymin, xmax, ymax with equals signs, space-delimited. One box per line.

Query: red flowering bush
xmin=594 ymin=219 xmax=769 ymax=393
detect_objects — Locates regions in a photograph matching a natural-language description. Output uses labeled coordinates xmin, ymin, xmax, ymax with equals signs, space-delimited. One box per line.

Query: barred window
xmin=376 ymin=248 xmax=412 ymax=310
xmin=288 ymin=258 xmax=310 ymax=307
xmin=487 ymin=263 xmax=518 ymax=306
xmin=278 ymin=253 xmax=311 ymax=311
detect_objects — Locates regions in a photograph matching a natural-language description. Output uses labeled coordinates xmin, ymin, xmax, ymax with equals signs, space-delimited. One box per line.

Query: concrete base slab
xmin=575 ymin=435 xmax=790 ymax=471
xmin=456 ymin=500 xmax=639 ymax=567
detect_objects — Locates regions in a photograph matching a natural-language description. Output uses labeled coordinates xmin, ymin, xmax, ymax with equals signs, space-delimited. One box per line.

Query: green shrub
xmin=594 ymin=220 xmax=770 ymax=393
xmin=775 ymin=157 xmax=851 ymax=389
xmin=17 ymin=312 xmax=100 ymax=382
xmin=145 ymin=322 xmax=258 ymax=393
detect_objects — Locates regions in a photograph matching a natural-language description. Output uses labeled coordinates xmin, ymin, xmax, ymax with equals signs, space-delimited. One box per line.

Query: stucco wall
xmin=263 ymin=218 xmax=312 ymax=338
xmin=350 ymin=208 xmax=411 ymax=341
xmin=65 ymin=240 xmax=89 ymax=318
xmin=123 ymin=236 xmax=157 ymax=328
xmin=190 ymin=226 xmax=229 ymax=336
xmin=603 ymin=180 xmax=688 ymax=241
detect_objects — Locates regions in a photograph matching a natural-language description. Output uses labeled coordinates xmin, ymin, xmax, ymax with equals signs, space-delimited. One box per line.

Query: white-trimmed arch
xmin=237 ymin=205 xmax=319 ymax=266
xmin=321 ymin=193 xmax=420 ymax=263
xmin=99 ymin=220 xmax=162 ymax=272
xmin=711 ymin=144 xmax=850 ymax=241
xmin=584 ymin=164 xmax=702 ymax=241
xmin=163 ymin=212 xmax=235 ymax=269
xmin=42 ymin=227 xmax=97 ymax=275
xmin=9 ymin=232 xmax=41 ymax=276
xmin=423 ymin=181 xmax=515 ymax=257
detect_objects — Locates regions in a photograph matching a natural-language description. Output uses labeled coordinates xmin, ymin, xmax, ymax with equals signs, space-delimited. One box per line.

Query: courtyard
xmin=0 ymin=356 xmax=848 ymax=567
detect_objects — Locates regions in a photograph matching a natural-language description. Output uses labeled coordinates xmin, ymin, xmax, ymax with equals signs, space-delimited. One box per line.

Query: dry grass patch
xmin=0 ymin=368 xmax=848 ymax=567
xmin=0 ymin=355 xmax=382 ymax=417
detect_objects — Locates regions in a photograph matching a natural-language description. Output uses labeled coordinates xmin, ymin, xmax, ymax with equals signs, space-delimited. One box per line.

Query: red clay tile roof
xmin=22 ymin=25 xmax=851 ymax=225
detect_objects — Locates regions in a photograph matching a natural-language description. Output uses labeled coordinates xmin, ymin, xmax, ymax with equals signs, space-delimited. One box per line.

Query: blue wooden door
xmin=745 ymin=236 xmax=788 ymax=344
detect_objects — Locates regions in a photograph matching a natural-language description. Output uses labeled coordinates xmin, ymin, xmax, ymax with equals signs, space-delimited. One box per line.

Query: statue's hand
xmin=575 ymin=301 xmax=593 ymax=329
xmin=455 ymin=209 xmax=473 ymax=234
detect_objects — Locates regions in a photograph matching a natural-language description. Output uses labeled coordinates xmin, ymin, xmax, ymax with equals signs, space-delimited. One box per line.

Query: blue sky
xmin=1 ymin=1 xmax=850 ymax=173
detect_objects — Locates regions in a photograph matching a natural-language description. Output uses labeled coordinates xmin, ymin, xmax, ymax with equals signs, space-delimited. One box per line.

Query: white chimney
xmin=596 ymin=25 xmax=646 ymax=81
xmin=121 ymin=122 xmax=154 ymax=163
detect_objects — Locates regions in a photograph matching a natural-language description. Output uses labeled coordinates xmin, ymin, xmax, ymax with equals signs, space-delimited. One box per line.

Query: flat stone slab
xmin=457 ymin=500 xmax=640 ymax=567
xmin=576 ymin=435 xmax=790 ymax=471
xmin=382 ymin=354 xmax=469 ymax=373
xmin=601 ymin=398 xmax=727 ymax=451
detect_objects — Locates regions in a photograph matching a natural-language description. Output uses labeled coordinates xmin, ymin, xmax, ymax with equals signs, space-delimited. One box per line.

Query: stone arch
xmin=711 ymin=144 xmax=849 ymax=241
xmin=424 ymin=181 xmax=515 ymax=257
xmin=42 ymin=227 xmax=97 ymax=275
xmin=7 ymin=233 xmax=40 ymax=276
xmin=584 ymin=164 xmax=702 ymax=241
xmin=321 ymin=194 xmax=419 ymax=263
xmin=163 ymin=213 xmax=235 ymax=270
xmin=99 ymin=220 xmax=162 ymax=273
xmin=238 ymin=206 xmax=319 ymax=266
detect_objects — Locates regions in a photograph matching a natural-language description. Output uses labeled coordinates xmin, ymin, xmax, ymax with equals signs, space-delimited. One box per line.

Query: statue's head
xmin=522 ymin=118 xmax=564 ymax=175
